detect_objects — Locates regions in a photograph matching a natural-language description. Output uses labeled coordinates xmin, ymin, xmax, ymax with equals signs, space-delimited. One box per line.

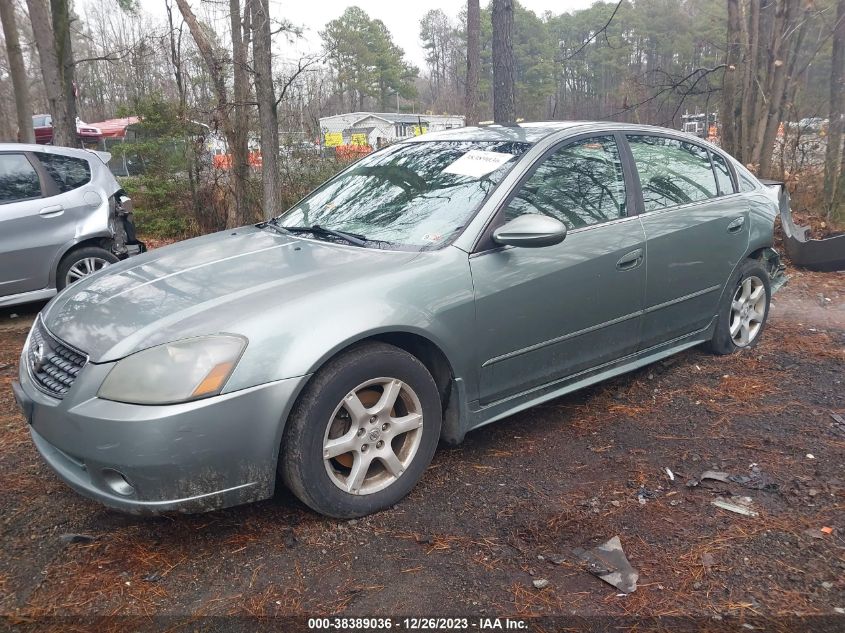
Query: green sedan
xmin=13 ymin=122 xmax=784 ymax=518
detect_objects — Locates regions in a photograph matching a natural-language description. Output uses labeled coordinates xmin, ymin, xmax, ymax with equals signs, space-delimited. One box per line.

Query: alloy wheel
xmin=322 ymin=377 xmax=424 ymax=495
xmin=65 ymin=257 xmax=111 ymax=285
xmin=730 ymin=275 xmax=766 ymax=347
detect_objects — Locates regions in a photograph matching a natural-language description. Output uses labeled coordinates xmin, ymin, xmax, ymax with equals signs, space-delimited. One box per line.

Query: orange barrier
xmin=212 ymin=151 xmax=263 ymax=170
xmin=335 ymin=144 xmax=372 ymax=160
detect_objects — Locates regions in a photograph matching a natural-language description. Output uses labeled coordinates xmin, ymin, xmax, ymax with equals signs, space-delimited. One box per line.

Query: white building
xmin=318 ymin=112 xmax=465 ymax=147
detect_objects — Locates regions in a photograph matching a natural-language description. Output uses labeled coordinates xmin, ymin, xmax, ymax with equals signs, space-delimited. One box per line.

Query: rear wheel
xmin=57 ymin=246 xmax=118 ymax=290
xmin=280 ymin=342 xmax=441 ymax=518
xmin=707 ymin=259 xmax=771 ymax=355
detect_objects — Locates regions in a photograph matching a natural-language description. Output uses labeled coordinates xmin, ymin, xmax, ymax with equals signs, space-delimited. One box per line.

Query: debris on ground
xmin=664 ymin=467 xmax=675 ymax=482
xmin=636 ymin=486 xmax=659 ymax=504
xmin=711 ymin=496 xmax=759 ymax=518
xmin=573 ymin=536 xmax=639 ymax=594
xmin=686 ymin=468 xmax=778 ymax=492
xmin=59 ymin=533 xmax=96 ymax=544
xmin=689 ymin=470 xmax=731 ymax=485
xmin=532 ymin=578 xmax=549 ymax=589
xmin=804 ymin=528 xmax=827 ymax=539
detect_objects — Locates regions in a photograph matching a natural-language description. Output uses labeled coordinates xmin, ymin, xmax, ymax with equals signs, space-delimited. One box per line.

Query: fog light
xmin=102 ymin=468 xmax=134 ymax=496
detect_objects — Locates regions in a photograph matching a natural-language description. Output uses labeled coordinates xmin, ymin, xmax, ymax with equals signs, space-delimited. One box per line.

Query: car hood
xmin=43 ymin=227 xmax=420 ymax=362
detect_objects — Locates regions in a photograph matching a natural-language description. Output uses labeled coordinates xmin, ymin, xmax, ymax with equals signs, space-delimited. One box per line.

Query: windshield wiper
xmin=278 ymin=223 xmax=368 ymax=247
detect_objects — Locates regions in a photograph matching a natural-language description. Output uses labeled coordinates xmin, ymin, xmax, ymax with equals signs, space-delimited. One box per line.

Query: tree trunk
xmin=49 ymin=0 xmax=77 ymax=147
xmin=465 ymin=0 xmax=480 ymax=126
xmin=165 ymin=0 xmax=200 ymax=221
xmin=0 ymin=0 xmax=34 ymax=142
xmin=720 ymin=0 xmax=742 ymax=157
xmin=752 ymin=0 xmax=799 ymax=177
xmin=174 ymin=0 xmax=248 ymax=228
xmin=491 ymin=0 xmax=515 ymax=124
xmin=26 ymin=0 xmax=72 ymax=147
xmin=824 ymin=0 xmax=845 ymax=217
xmin=229 ymin=0 xmax=251 ymax=226
xmin=250 ymin=0 xmax=281 ymax=219
xmin=740 ymin=0 xmax=761 ymax=163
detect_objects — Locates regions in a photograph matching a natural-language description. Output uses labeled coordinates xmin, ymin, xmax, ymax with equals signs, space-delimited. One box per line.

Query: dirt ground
xmin=0 ymin=267 xmax=843 ymax=631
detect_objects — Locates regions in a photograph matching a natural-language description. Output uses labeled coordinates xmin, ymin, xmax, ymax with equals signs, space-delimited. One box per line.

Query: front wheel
xmin=707 ymin=259 xmax=771 ymax=355
xmin=280 ymin=342 xmax=441 ymax=518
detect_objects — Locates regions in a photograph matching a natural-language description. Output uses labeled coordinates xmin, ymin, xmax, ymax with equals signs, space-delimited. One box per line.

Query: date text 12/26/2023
xmin=307 ymin=617 xmax=529 ymax=631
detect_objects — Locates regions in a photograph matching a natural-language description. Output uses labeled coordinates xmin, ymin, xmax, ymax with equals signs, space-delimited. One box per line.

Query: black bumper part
xmin=767 ymin=180 xmax=845 ymax=272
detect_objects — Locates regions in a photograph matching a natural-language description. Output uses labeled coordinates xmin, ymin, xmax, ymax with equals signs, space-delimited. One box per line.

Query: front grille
xmin=27 ymin=318 xmax=87 ymax=399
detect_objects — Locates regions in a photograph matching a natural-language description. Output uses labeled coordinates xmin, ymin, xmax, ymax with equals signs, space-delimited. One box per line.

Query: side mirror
xmin=492 ymin=214 xmax=567 ymax=248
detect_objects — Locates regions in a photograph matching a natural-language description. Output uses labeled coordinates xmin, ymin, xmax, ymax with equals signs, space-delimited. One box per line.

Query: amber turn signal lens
xmin=191 ymin=361 xmax=235 ymax=398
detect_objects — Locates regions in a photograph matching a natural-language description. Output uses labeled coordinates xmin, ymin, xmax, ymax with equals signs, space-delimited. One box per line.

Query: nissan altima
xmin=13 ymin=122 xmax=784 ymax=518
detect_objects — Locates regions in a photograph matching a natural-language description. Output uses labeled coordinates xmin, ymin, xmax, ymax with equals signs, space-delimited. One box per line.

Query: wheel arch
xmin=49 ymin=234 xmax=115 ymax=287
xmin=279 ymin=328 xmax=467 ymax=460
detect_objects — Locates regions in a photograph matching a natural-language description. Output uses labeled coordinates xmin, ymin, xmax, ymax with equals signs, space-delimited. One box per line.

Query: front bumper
xmin=14 ymin=356 xmax=307 ymax=514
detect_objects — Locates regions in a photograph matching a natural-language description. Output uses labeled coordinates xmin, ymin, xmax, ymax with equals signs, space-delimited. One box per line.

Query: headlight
xmin=98 ymin=335 xmax=247 ymax=405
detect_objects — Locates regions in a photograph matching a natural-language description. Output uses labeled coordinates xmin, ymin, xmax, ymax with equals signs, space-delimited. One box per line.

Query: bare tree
xmin=465 ymin=0 xmax=480 ymax=126
xmin=824 ymin=0 xmax=845 ymax=217
xmin=720 ymin=0 xmax=806 ymax=177
xmin=26 ymin=0 xmax=75 ymax=146
xmin=720 ymin=0 xmax=742 ymax=155
xmin=250 ymin=0 xmax=280 ymax=218
xmin=0 ymin=0 xmax=34 ymax=142
xmin=229 ymin=0 xmax=251 ymax=223
xmin=174 ymin=0 xmax=250 ymax=228
xmin=50 ymin=0 xmax=77 ymax=145
xmin=491 ymin=0 xmax=515 ymax=124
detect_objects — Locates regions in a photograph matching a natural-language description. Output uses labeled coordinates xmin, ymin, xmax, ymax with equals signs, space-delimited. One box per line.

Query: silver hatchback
xmin=0 ymin=144 xmax=144 ymax=307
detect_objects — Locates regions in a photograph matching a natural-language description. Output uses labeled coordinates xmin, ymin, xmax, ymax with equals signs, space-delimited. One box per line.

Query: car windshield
xmin=275 ymin=140 xmax=530 ymax=249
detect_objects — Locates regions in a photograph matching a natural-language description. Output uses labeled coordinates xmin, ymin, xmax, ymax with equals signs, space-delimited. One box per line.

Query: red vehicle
xmin=32 ymin=114 xmax=103 ymax=147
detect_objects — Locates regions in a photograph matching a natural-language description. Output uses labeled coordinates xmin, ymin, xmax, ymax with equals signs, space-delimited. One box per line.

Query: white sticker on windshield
xmin=442 ymin=150 xmax=515 ymax=178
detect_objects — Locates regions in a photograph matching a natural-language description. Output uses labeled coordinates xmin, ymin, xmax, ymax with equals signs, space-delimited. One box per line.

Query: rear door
xmin=625 ymin=134 xmax=748 ymax=348
xmin=470 ymin=134 xmax=647 ymax=404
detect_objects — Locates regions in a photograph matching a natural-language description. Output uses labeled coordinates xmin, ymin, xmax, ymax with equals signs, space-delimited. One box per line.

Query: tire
xmin=281 ymin=342 xmax=441 ymax=518
xmin=57 ymin=246 xmax=119 ymax=290
xmin=707 ymin=258 xmax=771 ymax=355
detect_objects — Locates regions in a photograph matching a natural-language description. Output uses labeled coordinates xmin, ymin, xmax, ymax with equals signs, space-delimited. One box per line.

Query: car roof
xmin=405 ymin=121 xmax=588 ymax=144
xmin=406 ymin=120 xmax=714 ymax=145
xmin=0 ymin=143 xmax=111 ymax=164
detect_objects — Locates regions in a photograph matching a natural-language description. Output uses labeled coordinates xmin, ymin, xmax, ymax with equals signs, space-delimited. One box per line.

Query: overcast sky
xmin=130 ymin=0 xmax=599 ymax=67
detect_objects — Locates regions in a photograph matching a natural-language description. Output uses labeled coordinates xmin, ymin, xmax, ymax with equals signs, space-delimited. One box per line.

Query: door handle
xmin=616 ymin=248 xmax=644 ymax=271
xmin=727 ymin=216 xmax=745 ymax=233
xmin=39 ymin=205 xmax=64 ymax=218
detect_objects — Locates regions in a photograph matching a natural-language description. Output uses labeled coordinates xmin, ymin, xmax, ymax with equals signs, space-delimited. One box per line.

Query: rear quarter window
xmin=736 ymin=168 xmax=760 ymax=192
xmin=36 ymin=152 xmax=91 ymax=193
xmin=711 ymin=152 xmax=736 ymax=195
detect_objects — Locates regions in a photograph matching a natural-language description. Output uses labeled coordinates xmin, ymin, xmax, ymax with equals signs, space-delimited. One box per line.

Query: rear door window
xmin=0 ymin=154 xmax=42 ymax=204
xmin=627 ymin=135 xmax=718 ymax=212
xmin=36 ymin=153 xmax=91 ymax=193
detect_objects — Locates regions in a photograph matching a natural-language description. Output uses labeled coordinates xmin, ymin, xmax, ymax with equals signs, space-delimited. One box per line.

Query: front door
xmin=470 ymin=135 xmax=646 ymax=405
xmin=0 ymin=152 xmax=48 ymax=297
